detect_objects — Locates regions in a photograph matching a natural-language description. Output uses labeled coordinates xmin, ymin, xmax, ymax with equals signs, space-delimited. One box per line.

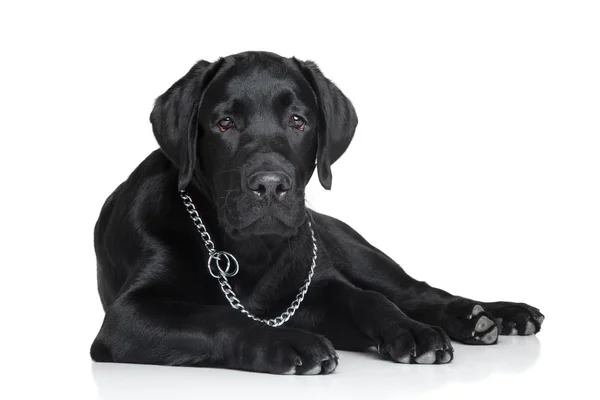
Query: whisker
xmin=216 ymin=168 xmax=242 ymax=176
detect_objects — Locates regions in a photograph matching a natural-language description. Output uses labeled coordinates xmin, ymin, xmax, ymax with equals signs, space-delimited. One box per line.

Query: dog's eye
xmin=217 ymin=117 xmax=234 ymax=132
xmin=289 ymin=115 xmax=306 ymax=131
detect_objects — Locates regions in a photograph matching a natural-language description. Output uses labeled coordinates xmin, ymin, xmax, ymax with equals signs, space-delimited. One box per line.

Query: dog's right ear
xmin=150 ymin=59 xmax=222 ymax=190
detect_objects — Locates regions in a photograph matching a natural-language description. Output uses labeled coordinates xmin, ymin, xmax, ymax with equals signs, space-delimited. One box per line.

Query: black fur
xmin=91 ymin=51 xmax=544 ymax=374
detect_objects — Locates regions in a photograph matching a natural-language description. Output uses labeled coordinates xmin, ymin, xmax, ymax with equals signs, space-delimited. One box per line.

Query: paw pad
xmin=475 ymin=316 xmax=494 ymax=332
xmin=472 ymin=304 xmax=485 ymax=316
xmin=524 ymin=320 xmax=536 ymax=335
xmin=463 ymin=305 xmax=499 ymax=345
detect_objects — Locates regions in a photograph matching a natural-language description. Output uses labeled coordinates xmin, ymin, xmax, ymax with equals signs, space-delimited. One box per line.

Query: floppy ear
xmin=293 ymin=59 xmax=358 ymax=190
xmin=150 ymin=59 xmax=221 ymax=190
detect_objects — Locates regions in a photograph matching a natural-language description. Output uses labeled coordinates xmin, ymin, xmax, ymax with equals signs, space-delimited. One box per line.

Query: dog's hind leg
xmin=337 ymin=251 xmax=543 ymax=344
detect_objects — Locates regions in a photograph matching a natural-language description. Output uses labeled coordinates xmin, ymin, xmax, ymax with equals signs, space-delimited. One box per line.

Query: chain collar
xmin=179 ymin=190 xmax=317 ymax=327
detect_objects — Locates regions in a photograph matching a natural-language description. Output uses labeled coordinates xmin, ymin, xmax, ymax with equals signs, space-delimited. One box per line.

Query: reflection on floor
xmin=92 ymin=336 xmax=541 ymax=399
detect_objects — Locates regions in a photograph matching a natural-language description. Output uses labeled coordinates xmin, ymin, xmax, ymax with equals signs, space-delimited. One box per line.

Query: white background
xmin=1 ymin=1 xmax=598 ymax=399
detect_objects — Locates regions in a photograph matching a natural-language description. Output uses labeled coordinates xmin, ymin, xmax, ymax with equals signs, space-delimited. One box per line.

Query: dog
xmin=91 ymin=51 xmax=544 ymax=374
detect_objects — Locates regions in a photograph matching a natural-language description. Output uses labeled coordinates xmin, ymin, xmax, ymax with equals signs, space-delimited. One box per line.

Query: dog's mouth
xmin=216 ymin=187 xmax=307 ymax=238
xmin=228 ymin=213 xmax=305 ymax=238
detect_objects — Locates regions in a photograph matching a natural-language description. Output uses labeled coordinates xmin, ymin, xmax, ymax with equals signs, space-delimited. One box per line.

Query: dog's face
xmin=151 ymin=52 xmax=358 ymax=238
xmin=197 ymin=57 xmax=319 ymax=237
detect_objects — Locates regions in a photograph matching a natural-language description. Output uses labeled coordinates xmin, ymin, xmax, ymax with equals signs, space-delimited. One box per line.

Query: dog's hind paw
xmin=459 ymin=304 xmax=499 ymax=345
xmin=483 ymin=301 xmax=545 ymax=336
xmin=423 ymin=299 xmax=544 ymax=344
xmin=421 ymin=300 xmax=500 ymax=345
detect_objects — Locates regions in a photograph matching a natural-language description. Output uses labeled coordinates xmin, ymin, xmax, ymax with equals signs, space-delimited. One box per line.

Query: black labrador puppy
xmin=91 ymin=51 xmax=544 ymax=374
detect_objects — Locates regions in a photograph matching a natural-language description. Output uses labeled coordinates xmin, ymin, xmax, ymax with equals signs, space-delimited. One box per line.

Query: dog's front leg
xmin=90 ymin=295 xmax=338 ymax=375
xmin=295 ymin=281 xmax=453 ymax=364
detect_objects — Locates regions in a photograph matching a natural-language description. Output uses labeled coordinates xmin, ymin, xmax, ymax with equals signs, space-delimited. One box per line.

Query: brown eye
xmin=289 ymin=115 xmax=306 ymax=131
xmin=217 ymin=117 xmax=234 ymax=132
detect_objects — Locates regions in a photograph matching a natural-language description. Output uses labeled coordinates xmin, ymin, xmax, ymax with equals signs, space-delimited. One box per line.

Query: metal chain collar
xmin=179 ymin=190 xmax=317 ymax=327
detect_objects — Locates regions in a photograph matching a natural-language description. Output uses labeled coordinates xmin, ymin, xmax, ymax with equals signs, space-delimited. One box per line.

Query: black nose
xmin=247 ymin=171 xmax=292 ymax=199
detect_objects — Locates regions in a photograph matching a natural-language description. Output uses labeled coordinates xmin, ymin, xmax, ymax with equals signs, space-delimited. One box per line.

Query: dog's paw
xmin=246 ymin=328 xmax=338 ymax=375
xmin=483 ymin=301 xmax=544 ymax=336
xmin=376 ymin=323 xmax=454 ymax=364
xmin=435 ymin=299 xmax=500 ymax=345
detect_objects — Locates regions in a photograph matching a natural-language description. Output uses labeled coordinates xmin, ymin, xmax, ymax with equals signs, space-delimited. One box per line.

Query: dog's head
xmin=151 ymin=52 xmax=357 ymax=238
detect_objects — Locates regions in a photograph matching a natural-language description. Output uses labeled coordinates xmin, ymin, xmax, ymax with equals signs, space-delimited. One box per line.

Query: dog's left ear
xmin=150 ymin=59 xmax=222 ymax=190
xmin=293 ymin=58 xmax=358 ymax=190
